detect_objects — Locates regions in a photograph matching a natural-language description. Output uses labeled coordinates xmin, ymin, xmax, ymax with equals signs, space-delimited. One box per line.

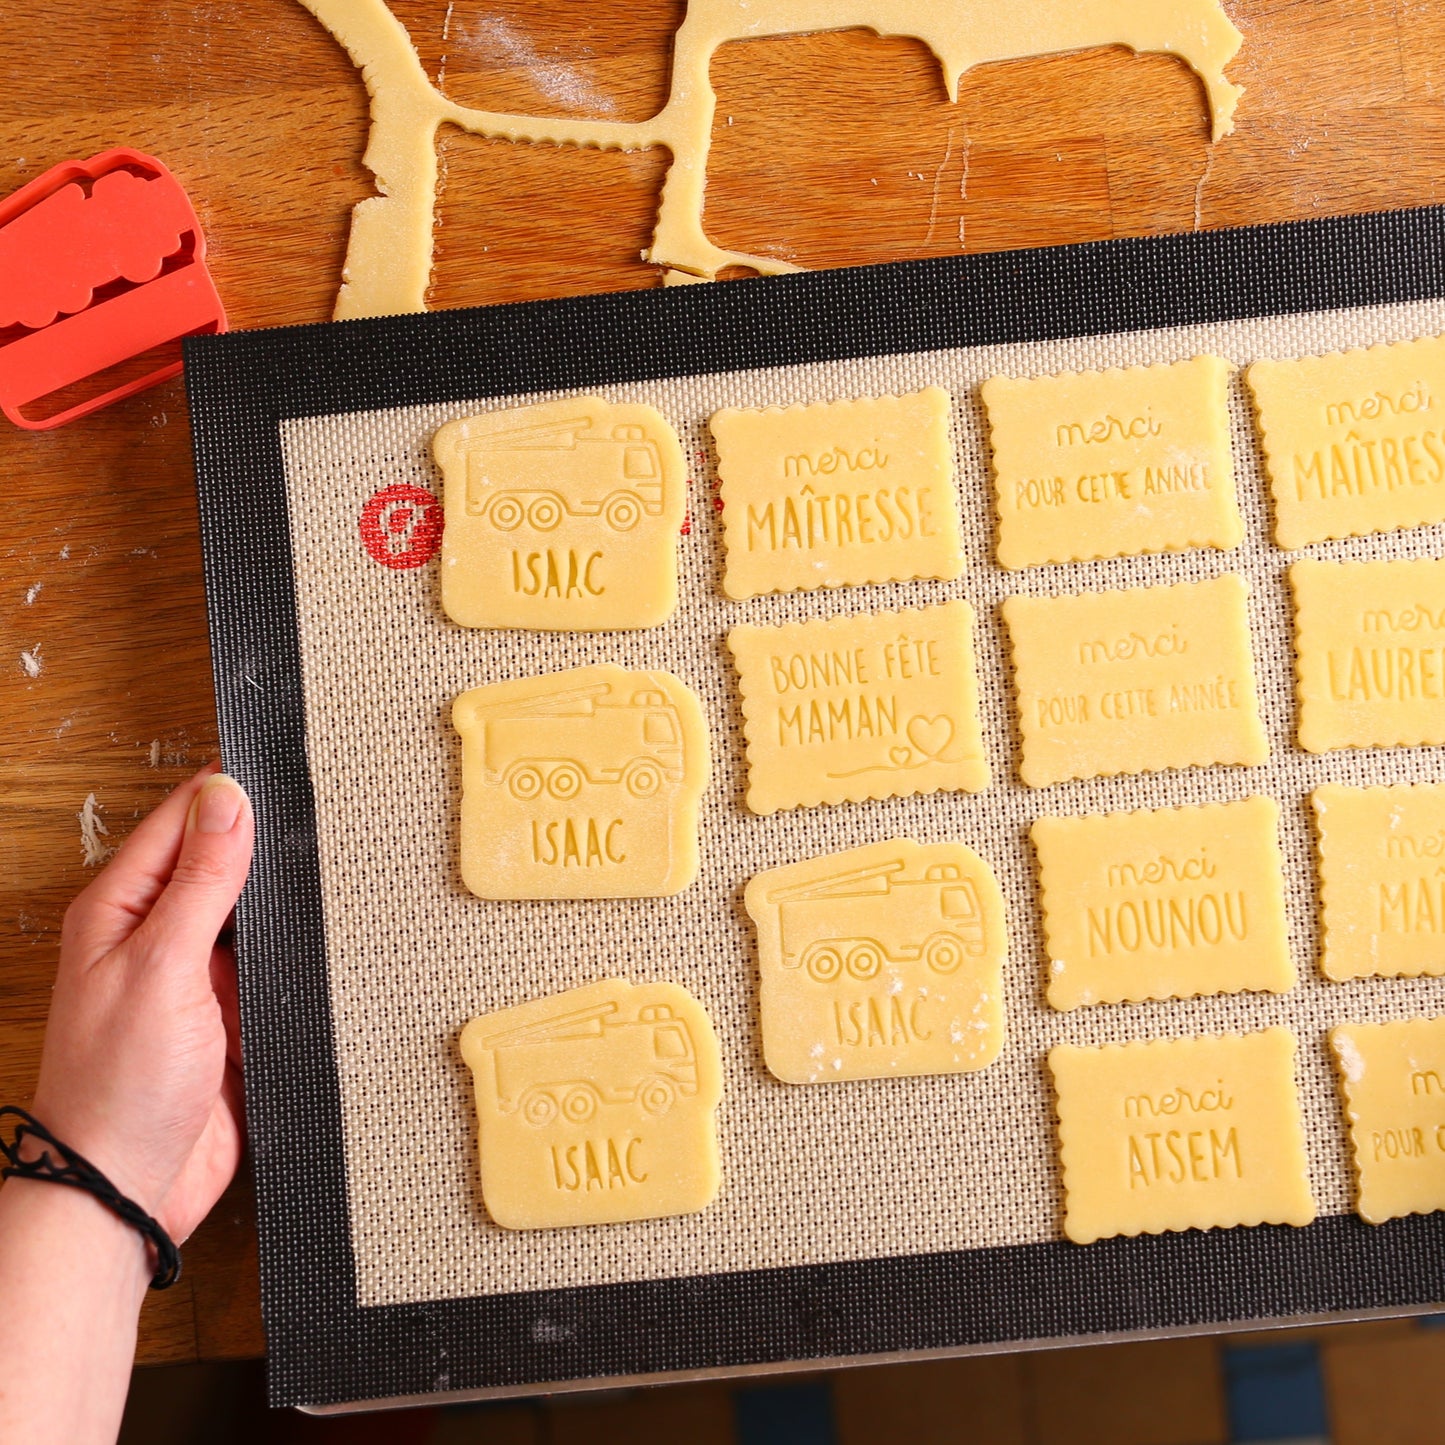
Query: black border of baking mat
xmin=188 ymin=206 xmax=1445 ymax=1410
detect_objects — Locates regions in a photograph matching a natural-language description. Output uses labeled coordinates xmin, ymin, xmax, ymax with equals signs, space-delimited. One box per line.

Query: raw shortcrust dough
xmin=1049 ymin=1029 xmax=1316 ymax=1246
xmin=1312 ymin=783 xmax=1445 ymax=982
xmin=709 ymin=388 xmax=963 ymax=599
xmin=1002 ymin=573 xmax=1268 ymax=789
xmin=459 ymin=978 xmax=723 ymax=1229
xmin=1332 ymin=1016 xmax=1445 ymax=1226
xmin=728 ymin=599 xmax=989 ymax=814
xmin=434 ymin=397 xmax=687 ymax=631
xmin=745 ymin=838 xmax=1007 ymax=1084
xmin=452 ymin=665 xmax=709 ymax=900
xmin=1289 ymin=557 xmax=1445 ymax=754
xmin=1032 ymin=797 xmax=1292 ymax=1011
xmin=300 ymin=0 xmax=1244 ymax=316
xmin=1247 ymin=335 xmax=1445 ymax=550
xmin=983 ymin=357 xmax=1242 ymax=569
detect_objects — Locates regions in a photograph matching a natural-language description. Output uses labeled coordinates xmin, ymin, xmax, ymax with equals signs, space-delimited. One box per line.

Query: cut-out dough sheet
xmin=281 ymin=298 xmax=1445 ymax=1311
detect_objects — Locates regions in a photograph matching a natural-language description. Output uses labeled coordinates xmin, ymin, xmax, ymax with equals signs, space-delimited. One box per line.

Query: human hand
xmin=30 ymin=763 xmax=254 ymax=1245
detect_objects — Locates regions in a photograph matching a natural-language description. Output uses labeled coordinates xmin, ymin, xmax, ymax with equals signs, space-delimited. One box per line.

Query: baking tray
xmin=186 ymin=208 xmax=1445 ymax=1410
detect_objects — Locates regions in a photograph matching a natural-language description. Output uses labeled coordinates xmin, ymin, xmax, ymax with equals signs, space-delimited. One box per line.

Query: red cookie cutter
xmin=0 ymin=148 xmax=226 ymax=430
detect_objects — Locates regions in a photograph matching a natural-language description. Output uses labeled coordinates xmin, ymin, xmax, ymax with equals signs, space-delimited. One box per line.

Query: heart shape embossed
xmin=906 ymin=714 xmax=955 ymax=761
xmin=888 ymin=746 xmax=913 ymax=768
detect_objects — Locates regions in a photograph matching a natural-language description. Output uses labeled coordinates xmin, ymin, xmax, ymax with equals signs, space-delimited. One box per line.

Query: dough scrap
xmin=1247 ymin=336 xmax=1445 ymax=550
xmin=983 ymin=357 xmax=1242 ymax=569
xmin=728 ymin=599 xmax=989 ymax=814
xmin=1048 ymin=1028 xmax=1316 ymax=1246
xmin=298 ymin=0 xmax=1245 ymax=316
xmin=709 ymin=388 xmax=962 ymax=599
xmin=1312 ymin=783 xmax=1445 ymax=983
xmin=434 ymin=397 xmax=687 ymax=631
xmin=452 ymin=664 xmax=709 ymax=899
xmin=1002 ymin=573 xmax=1268 ymax=789
xmin=1290 ymin=557 xmax=1445 ymax=754
xmin=745 ymin=838 xmax=1007 ymax=1084
xmin=459 ymin=977 xmax=723 ymax=1229
xmin=1331 ymin=1016 xmax=1445 ymax=1226
xmin=1032 ymin=797 xmax=1292 ymax=1011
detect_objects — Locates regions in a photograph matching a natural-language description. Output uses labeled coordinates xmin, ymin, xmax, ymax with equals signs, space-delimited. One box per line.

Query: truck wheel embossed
xmin=805 ymin=946 xmax=844 ymax=983
xmin=528 ymin=495 xmax=563 ymax=531
xmin=547 ymin=763 xmax=584 ymax=800
xmin=508 ymin=765 xmax=545 ymax=801
xmin=604 ymin=492 xmax=643 ymax=531
xmin=624 ymin=760 xmax=663 ymax=797
xmin=562 ymin=1086 xmax=597 ymax=1124
xmin=521 ymin=1089 xmax=557 ymax=1128
xmin=489 ymin=495 xmax=525 ymax=531
xmin=923 ymin=932 xmax=966 ymax=974
xmin=847 ymin=942 xmax=883 ymax=980
xmin=637 ymin=1076 xmax=677 ymax=1117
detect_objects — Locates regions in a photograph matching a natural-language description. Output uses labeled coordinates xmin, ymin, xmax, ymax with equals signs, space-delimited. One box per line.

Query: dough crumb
xmin=78 ymin=793 xmax=118 ymax=868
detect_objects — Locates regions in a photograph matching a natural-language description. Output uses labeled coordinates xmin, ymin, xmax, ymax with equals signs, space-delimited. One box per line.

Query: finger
xmin=210 ymin=941 xmax=243 ymax=1071
xmin=62 ymin=762 xmax=223 ymax=963
xmin=129 ymin=775 xmax=255 ymax=972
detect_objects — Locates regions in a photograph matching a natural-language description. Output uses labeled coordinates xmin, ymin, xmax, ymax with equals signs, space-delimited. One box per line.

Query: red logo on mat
xmin=359 ymin=484 xmax=443 ymax=570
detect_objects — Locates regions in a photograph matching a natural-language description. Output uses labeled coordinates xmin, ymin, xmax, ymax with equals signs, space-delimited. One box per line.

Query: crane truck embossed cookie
xmin=298 ymin=0 xmax=1244 ymax=314
xmin=452 ymin=665 xmax=710 ymax=899
xmin=745 ymin=839 xmax=1007 ymax=1084
xmin=433 ymin=398 xmax=688 ymax=631
xmin=459 ymin=979 xmax=724 ymax=1229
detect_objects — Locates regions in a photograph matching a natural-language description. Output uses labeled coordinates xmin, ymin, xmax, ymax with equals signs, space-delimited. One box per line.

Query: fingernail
xmin=195 ymin=775 xmax=246 ymax=835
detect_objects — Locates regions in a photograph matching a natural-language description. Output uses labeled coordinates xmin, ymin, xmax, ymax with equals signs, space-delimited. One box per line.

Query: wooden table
xmin=4 ymin=0 xmax=1445 ymax=1367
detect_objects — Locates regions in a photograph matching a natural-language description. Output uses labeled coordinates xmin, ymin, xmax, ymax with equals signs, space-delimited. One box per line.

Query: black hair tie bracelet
xmin=0 ymin=1106 xmax=181 ymax=1289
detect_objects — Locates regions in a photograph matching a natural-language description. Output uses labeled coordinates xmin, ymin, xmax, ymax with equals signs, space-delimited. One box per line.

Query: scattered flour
xmin=1335 ymin=1032 xmax=1367 ymax=1084
xmin=19 ymin=645 xmax=42 ymax=678
xmin=24 ymin=583 xmax=41 ymax=605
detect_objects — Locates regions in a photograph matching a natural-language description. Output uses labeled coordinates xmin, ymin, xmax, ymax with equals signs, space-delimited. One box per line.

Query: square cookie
xmin=727 ymin=600 xmax=989 ymax=814
xmin=1290 ymin=557 xmax=1445 ymax=753
xmin=434 ymin=397 xmax=688 ymax=630
xmin=709 ymin=389 xmax=963 ymax=599
xmin=1332 ymin=1016 xmax=1445 ymax=1225
xmin=1002 ymin=574 xmax=1268 ymax=788
xmin=1247 ymin=335 xmax=1445 ymax=550
xmin=1313 ymin=782 xmax=1445 ymax=981
xmin=745 ymin=839 xmax=1008 ymax=1084
xmin=1033 ymin=797 xmax=1293 ymax=1010
xmin=1049 ymin=1029 xmax=1316 ymax=1246
xmin=459 ymin=978 xmax=723 ymax=1229
xmin=983 ymin=356 xmax=1241 ymax=569
xmin=452 ymin=665 xmax=710 ymax=899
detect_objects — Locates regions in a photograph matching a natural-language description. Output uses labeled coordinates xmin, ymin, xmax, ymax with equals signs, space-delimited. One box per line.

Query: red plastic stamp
xmin=0 ymin=148 xmax=226 ymax=430
xmin=359 ymin=484 xmax=444 ymax=570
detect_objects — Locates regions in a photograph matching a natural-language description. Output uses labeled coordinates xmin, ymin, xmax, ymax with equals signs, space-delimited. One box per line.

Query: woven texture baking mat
xmin=188 ymin=210 xmax=1445 ymax=1409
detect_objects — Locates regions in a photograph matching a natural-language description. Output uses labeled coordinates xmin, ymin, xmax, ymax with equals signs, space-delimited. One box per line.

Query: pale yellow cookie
xmin=1003 ymin=574 xmax=1268 ymax=789
xmin=1313 ymin=783 xmax=1445 ymax=982
xmin=1247 ymin=336 xmax=1445 ymax=550
xmin=1290 ymin=557 xmax=1445 ymax=754
xmin=452 ymin=665 xmax=709 ymax=899
xmin=727 ymin=600 xmax=989 ymax=815
xmin=434 ymin=397 xmax=687 ymax=631
xmin=1332 ymin=1016 xmax=1445 ymax=1225
xmin=459 ymin=978 xmax=723 ymax=1230
xmin=1049 ymin=1029 xmax=1316 ymax=1246
xmin=1033 ymin=797 xmax=1292 ymax=1011
xmin=745 ymin=839 xmax=1007 ymax=1084
xmin=709 ymin=388 xmax=963 ymax=600
xmin=983 ymin=357 xmax=1241 ymax=569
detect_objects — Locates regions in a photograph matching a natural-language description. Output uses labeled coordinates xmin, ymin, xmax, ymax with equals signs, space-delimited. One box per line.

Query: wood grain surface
xmin=3 ymin=0 xmax=1444 ymax=1367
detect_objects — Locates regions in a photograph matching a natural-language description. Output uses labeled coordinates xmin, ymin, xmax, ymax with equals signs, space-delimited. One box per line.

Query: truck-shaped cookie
xmin=455 ymin=412 xmax=668 ymax=533
xmin=472 ymin=677 xmax=686 ymax=801
xmin=480 ymin=998 xmax=701 ymax=1127
xmin=769 ymin=857 xmax=987 ymax=983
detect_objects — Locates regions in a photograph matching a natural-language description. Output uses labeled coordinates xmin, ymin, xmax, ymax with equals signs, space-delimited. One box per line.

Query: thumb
xmin=132 ymin=774 xmax=254 ymax=967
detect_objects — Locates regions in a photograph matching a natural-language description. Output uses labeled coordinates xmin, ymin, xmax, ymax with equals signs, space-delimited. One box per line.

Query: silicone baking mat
xmin=188 ymin=210 xmax=1445 ymax=1410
